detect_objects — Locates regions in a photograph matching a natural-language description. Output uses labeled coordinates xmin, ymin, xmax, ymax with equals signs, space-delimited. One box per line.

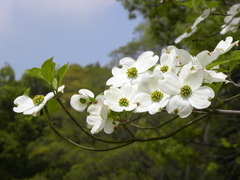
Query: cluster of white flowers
xmin=220 ymin=3 xmax=240 ymax=35
xmin=69 ymin=37 xmax=238 ymax=135
xmin=13 ymin=36 xmax=238 ymax=135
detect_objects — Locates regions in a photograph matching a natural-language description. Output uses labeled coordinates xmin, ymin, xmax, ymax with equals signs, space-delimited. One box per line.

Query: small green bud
xmin=151 ymin=90 xmax=164 ymax=101
xmin=80 ymin=98 xmax=87 ymax=104
xmin=32 ymin=95 xmax=44 ymax=105
xmin=160 ymin=65 xmax=169 ymax=73
xmin=186 ymin=27 xmax=192 ymax=33
xmin=180 ymin=85 xmax=192 ymax=97
xmin=119 ymin=97 xmax=129 ymax=107
xmin=126 ymin=67 xmax=138 ymax=78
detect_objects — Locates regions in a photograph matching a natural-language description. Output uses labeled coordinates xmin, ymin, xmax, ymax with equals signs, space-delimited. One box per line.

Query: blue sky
xmin=0 ymin=0 xmax=141 ymax=79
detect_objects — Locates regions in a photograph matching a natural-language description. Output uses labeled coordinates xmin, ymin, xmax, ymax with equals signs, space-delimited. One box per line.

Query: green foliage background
xmin=1 ymin=0 xmax=240 ymax=179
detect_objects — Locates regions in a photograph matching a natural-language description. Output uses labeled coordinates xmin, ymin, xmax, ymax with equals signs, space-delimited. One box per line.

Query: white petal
xmin=106 ymin=76 xmax=129 ymax=87
xmin=215 ymin=36 xmax=239 ymax=54
xmin=78 ymin=89 xmax=94 ymax=98
xmin=176 ymin=48 xmax=193 ymax=65
xmin=124 ymin=103 xmax=137 ymax=111
xmin=23 ymin=103 xmax=45 ymax=116
xmin=121 ymin=84 xmax=138 ymax=99
xmin=196 ymin=50 xmax=215 ymax=67
xmin=189 ymin=86 xmax=214 ymax=109
xmin=86 ymin=115 xmax=102 ymax=126
xmin=13 ymin=95 xmax=34 ymax=113
xmin=111 ymin=67 xmax=126 ymax=77
xmin=192 ymin=9 xmax=210 ymax=28
xmin=104 ymin=119 xmax=116 ymax=134
xmin=70 ymin=94 xmax=88 ymax=112
xmin=174 ymin=32 xmax=190 ymax=44
xmin=159 ymin=72 xmax=181 ymax=95
xmin=180 ymin=65 xmax=204 ymax=90
xmin=204 ymin=70 xmax=228 ymax=83
xmin=133 ymin=93 xmax=152 ymax=113
xmin=135 ymin=51 xmax=159 ymax=73
xmin=119 ymin=57 xmax=136 ymax=67
xmin=167 ymin=95 xmax=193 ymax=118
xmin=44 ymin=92 xmax=55 ymax=101
xmin=104 ymin=87 xmax=121 ymax=104
xmin=87 ymin=95 xmax=103 ymax=115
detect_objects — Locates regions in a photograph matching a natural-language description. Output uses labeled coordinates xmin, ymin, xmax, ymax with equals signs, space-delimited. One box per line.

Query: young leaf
xmin=57 ymin=63 xmax=69 ymax=86
xmin=47 ymin=99 xmax=61 ymax=114
xmin=41 ymin=57 xmax=56 ymax=85
xmin=206 ymin=50 xmax=240 ymax=70
xmin=202 ymin=1 xmax=219 ymax=9
xmin=26 ymin=67 xmax=44 ymax=80
xmin=52 ymin=78 xmax=58 ymax=90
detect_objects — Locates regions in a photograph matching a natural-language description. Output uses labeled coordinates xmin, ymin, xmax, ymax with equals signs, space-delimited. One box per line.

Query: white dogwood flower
xmin=134 ymin=74 xmax=169 ymax=114
xmin=13 ymin=85 xmax=65 ymax=116
xmin=175 ymin=9 xmax=210 ymax=44
xmin=70 ymin=89 xmax=94 ymax=112
xmin=106 ymin=51 xmax=159 ymax=87
xmin=154 ymin=46 xmax=193 ymax=76
xmin=193 ymin=37 xmax=238 ymax=83
xmin=159 ymin=64 xmax=214 ymax=118
xmin=103 ymin=84 xmax=138 ymax=112
xmin=86 ymin=95 xmax=118 ymax=134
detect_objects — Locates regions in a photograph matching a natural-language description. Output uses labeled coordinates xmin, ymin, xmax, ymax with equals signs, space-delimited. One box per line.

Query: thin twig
xmin=130 ymin=115 xmax=178 ymax=130
xmin=49 ymin=125 xmax=134 ymax=152
xmin=56 ymin=97 xmax=134 ymax=144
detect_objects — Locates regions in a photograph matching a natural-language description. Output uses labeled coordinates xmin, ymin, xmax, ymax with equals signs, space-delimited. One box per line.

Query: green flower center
xmin=186 ymin=27 xmax=192 ymax=33
xmin=126 ymin=67 xmax=138 ymax=78
xmin=80 ymin=98 xmax=87 ymax=104
xmin=151 ymin=90 xmax=164 ymax=101
xmin=160 ymin=65 xmax=169 ymax=73
xmin=119 ymin=97 xmax=129 ymax=107
xmin=180 ymin=85 xmax=192 ymax=97
xmin=32 ymin=95 xmax=44 ymax=105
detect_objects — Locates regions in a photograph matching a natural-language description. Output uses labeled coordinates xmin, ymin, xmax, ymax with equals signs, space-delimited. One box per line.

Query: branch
xmin=209 ymin=109 xmax=240 ymax=115
xmin=134 ymin=113 xmax=209 ymax=142
xmin=49 ymin=125 xmax=134 ymax=152
xmin=130 ymin=115 xmax=178 ymax=130
xmin=56 ymin=97 xmax=134 ymax=144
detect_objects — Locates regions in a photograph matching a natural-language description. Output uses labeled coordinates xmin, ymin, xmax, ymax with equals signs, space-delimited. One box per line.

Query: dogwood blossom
xmin=106 ymin=51 xmax=159 ymax=87
xmin=159 ymin=64 xmax=215 ymax=118
xmin=13 ymin=85 xmax=65 ymax=116
xmin=104 ymin=84 xmax=138 ymax=112
xmin=70 ymin=89 xmax=94 ymax=112
xmin=175 ymin=9 xmax=210 ymax=44
xmin=86 ymin=95 xmax=117 ymax=134
xmin=134 ymin=74 xmax=169 ymax=114
xmin=154 ymin=46 xmax=193 ymax=76
xmin=193 ymin=37 xmax=238 ymax=83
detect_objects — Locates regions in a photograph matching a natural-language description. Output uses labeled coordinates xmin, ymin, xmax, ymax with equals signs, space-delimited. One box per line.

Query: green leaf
xmin=220 ymin=138 xmax=231 ymax=148
xmin=206 ymin=82 xmax=223 ymax=94
xmin=47 ymin=99 xmax=60 ymax=114
xmin=206 ymin=50 xmax=240 ymax=69
xmin=41 ymin=57 xmax=56 ymax=85
xmin=178 ymin=1 xmax=193 ymax=8
xmin=202 ymin=1 xmax=219 ymax=9
xmin=192 ymin=0 xmax=201 ymax=9
xmin=23 ymin=88 xmax=30 ymax=96
xmin=207 ymin=162 xmax=218 ymax=172
xmin=26 ymin=67 xmax=44 ymax=80
xmin=57 ymin=63 xmax=68 ymax=86
xmin=52 ymin=78 xmax=58 ymax=90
